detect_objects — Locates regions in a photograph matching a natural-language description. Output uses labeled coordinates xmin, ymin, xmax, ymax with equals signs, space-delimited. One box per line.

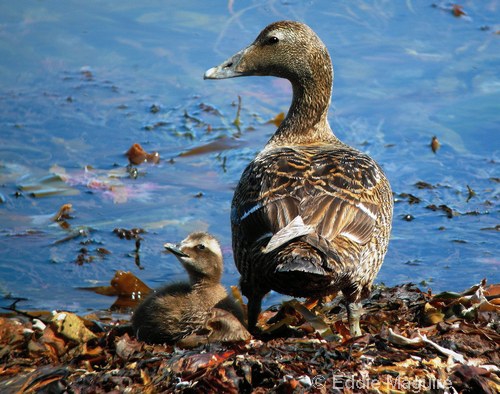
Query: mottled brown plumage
xmin=131 ymin=232 xmax=249 ymax=345
xmin=205 ymin=21 xmax=393 ymax=336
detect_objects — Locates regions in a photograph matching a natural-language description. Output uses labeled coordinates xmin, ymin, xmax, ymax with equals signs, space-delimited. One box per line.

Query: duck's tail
xmin=264 ymin=229 xmax=340 ymax=298
xmin=273 ymin=233 xmax=339 ymax=275
xmin=259 ymin=216 xmax=342 ymax=296
xmin=263 ymin=216 xmax=340 ymax=276
xmin=269 ymin=238 xmax=337 ymax=296
xmin=274 ymin=244 xmax=328 ymax=275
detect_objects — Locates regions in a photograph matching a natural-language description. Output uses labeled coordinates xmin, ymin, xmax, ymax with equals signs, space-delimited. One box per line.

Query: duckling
xmin=177 ymin=308 xmax=252 ymax=348
xmin=131 ymin=232 xmax=249 ymax=344
xmin=205 ymin=21 xmax=393 ymax=336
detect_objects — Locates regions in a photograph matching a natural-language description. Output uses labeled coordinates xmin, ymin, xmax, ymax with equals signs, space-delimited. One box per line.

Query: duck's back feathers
xmin=232 ymin=145 xmax=387 ymax=260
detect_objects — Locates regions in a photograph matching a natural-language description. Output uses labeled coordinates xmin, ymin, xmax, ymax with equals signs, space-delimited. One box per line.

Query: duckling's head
xmin=204 ymin=20 xmax=332 ymax=86
xmin=164 ymin=232 xmax=223 ymax=284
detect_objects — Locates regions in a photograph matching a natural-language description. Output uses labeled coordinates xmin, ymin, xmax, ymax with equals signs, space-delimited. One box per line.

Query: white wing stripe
xmin=240 ymin=202 xmax=262 ymax=221
xmin=356 ymin=202 xmax=377 ymax=220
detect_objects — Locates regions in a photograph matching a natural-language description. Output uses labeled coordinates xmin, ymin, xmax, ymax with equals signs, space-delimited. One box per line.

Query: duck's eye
xmin=266 ymin=36 xmax=279 ymax=45
xmin=196 ymin=244 xmax=206 ymax=250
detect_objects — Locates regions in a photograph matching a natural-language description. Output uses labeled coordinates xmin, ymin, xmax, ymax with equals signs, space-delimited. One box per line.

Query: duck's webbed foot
xmin=345 ymin=301 xmax=363 ymax=337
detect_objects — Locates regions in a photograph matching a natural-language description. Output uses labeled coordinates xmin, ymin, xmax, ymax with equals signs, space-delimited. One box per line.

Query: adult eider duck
xmin=204 ymin=21 xmax=393 ymax=337
xmin=131 ymin=232 xmax=250 ymax=345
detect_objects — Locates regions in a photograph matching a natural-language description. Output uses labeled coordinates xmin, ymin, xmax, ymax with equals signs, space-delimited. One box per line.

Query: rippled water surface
xmin=0 ymin=1 xmax=499 ymax=314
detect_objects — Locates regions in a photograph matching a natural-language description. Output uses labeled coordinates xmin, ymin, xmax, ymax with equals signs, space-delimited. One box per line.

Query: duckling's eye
xmin=196 ymin=244 xmax=206 ymax=250
xmin=266 ymin=36 xmax=279 ymax=45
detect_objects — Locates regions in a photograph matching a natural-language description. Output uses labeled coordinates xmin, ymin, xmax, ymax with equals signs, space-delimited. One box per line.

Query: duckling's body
xmin=205 ymin=21 xmax=393 ymax=336
xmin=131 ymin=232 xmax=248 ymax=344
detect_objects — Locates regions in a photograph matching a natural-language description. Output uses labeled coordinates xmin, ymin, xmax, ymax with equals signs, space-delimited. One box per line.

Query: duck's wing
xmin=231 ymin=146 xmax=385 ymax=251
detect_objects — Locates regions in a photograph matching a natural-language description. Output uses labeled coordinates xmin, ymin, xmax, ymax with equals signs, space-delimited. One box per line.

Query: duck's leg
xmin=240 ymin=279 xmax=266 ymax=334
xmin=346 ymin=301 xmax=362 ymax=337
xmin=247 ymin=295 xmax=263 ymax=334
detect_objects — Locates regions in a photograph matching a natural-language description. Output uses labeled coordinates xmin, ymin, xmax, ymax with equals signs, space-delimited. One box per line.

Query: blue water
xmin=0 ymin=1 xmax=498 ymax=314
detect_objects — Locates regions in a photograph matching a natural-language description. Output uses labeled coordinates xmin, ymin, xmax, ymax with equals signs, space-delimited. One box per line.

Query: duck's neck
xmin=268 ymin=69 xmax=338 ymax=146
xmin=190 ymin=276 xmax=221 ymax=289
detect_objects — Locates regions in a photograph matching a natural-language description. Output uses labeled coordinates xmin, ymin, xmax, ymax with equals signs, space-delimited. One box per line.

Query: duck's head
xmin=164 ymin=232 xmax=223 ymax=284
xmin=204 ymin=21 xmax=335 ymax=144
xmin=204 ymin=21 xmax=332 ymax=85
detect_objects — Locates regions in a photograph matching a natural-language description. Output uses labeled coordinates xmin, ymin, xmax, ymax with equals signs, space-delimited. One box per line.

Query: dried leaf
xmin=52 ymin=203 xmax=73 ymax=222
xmin=230 ymin=285 xmax=247 ymax=322
xmin=333 ymin=320 xmax=351 ymax=338
xmin=80 ymin=270 xmax=151 ymax=306
xmin=452 ymin=4 xmax=466 ymax=17
xmin=78 ymin=342 xmax=104 ymax=358
xmin=484 ymin=284 xmax=500 ymax=298
xmin=2 ymin=366 xmax=68 ymax=394
xmin=37 ymin=326 xmax=67 ymax=361
xmin=115 ymin=333 xmax=143 ymax=360
xmin=0 ymin=317 xmax=26 ymax=348
xmin=424 ymin=302 xmax=445 ymax=324
xmin=287 ymin=300 xmax=334 ymax=339
xmin=267 ymin=112 xmax=285 ymax=127
xmin=126 ymin=143 xmax=160 ymax=165
xmin=431 ymin=135 xmax=440 ymax=153
xmin=111 ymin=271 xmax=151 ymax=296
xmin=140 ymin=368 xmax=155 ymax=394
xmin=169 ymin=350 xmax=235 ymax=374
xmin=51 ymin=312 xmax=97 ymax=343
xmin=179 ymin=137 xmax=241 ymax=157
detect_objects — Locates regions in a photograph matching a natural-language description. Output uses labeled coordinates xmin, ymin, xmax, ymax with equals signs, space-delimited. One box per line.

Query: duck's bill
xmin=164 ymin=243 xmax=189 ymax=257
xmin=204 ymin=48 xmax=248 ymax=79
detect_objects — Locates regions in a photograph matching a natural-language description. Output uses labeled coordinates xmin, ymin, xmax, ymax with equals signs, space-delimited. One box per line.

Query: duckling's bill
xmin=164 ymin=243 xmax=188 ymax=257
xmin=204 ymin=48 xmax=248 ymax=79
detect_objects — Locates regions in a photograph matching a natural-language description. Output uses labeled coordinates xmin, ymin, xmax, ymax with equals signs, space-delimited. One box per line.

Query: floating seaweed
xmin=126 ymin=143 xmax=160 ymax=165
xmin=80 ymin=270 xmax=152 ymax=309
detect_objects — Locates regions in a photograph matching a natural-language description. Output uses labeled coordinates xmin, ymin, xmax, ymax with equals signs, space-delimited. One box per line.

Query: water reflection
xmin=0 ymin=1 xmax=498 ymax=314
